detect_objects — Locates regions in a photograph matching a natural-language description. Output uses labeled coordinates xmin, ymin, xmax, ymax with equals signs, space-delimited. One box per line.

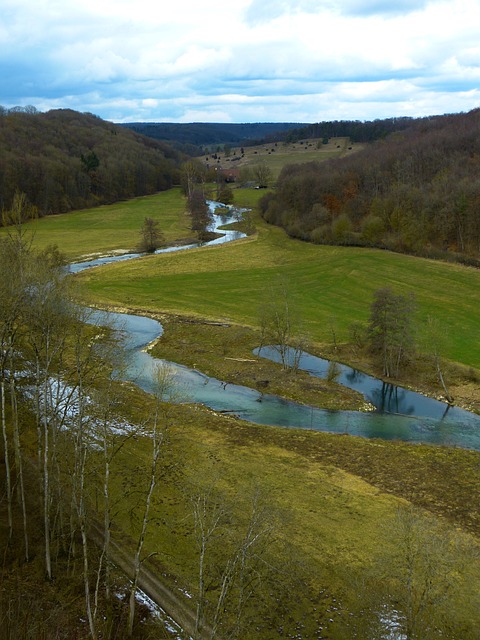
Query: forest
xmin=121 ymin=121 xmax=305 ymax=153
xmin=0 ymin=108 xmax=184 ymax=217
xmin=258 ymin=108 xmax=480 ymax=262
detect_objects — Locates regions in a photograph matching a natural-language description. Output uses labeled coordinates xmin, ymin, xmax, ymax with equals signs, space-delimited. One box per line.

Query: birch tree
xmin=127 ymin=364 xmax=167 ymax=636
xmin=259 ymin=279 xmax=306 ymax=371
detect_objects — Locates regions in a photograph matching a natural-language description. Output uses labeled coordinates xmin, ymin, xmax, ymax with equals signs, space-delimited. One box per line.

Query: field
xmin=203 ymin=136 xmax=359 ymax=180
xmin=1 ymin=188 xmax=193 ymax=260
xmin=74 ymin=189 xmax=480 ymax=373
xmin=6 ymin=183 xmax=480 ymax=636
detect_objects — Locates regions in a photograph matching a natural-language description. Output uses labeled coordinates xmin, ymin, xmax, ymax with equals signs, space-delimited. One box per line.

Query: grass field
xmin=0 ymin=188 xmax=192 ymax=260
xmin=104 ymin=386 xmax=480 ymax=637
xmin=203 ymin=136 xmax=359 ymax=180
xmin=75 ymin=196 xmax=480 ymax=370
xmin=8 ymin=185 xmax=480 ymax=635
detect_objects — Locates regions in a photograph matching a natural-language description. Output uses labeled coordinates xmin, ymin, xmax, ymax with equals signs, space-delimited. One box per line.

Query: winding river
xmin=74 ymin=202 xmax=480 ymax=450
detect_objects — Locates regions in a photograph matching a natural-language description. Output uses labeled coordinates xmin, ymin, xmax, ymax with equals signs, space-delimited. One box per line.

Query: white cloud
xmin=1 ymin=0 xmax=480 ymax=122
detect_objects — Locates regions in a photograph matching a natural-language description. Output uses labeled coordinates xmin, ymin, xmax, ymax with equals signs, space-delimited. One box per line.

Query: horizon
xmin=2 ymin=0 xmax=480 ymax=124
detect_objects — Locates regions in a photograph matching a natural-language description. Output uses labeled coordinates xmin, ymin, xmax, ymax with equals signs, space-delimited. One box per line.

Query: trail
xmin=89 ymin=521 xmax=214 ymax=639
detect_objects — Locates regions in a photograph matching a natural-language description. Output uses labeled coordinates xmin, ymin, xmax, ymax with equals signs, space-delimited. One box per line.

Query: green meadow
xmin=9 ymin=185 xmax=480 ymax=635
xmin=2 ymin=188 xmax=192 ymax=260
xmin=75 ymin=190 xmax=480 ymax=370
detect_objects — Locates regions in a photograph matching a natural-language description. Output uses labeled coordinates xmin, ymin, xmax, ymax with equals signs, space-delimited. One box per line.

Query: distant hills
xmin=0 ymin=108 xmax=184 ymax=216
xmin=120 ymin=117 xmax=432 ymax=156
xmin=120 ymin=122 xmax=308 ymax=155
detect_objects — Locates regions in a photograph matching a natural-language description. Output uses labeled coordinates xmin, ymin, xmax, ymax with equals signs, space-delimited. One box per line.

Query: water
xmin=87 ymin=308 xmax=480 ymax=450
xmin=74 ymin=203 xmax=480 ymax=450
xmin=69 ymin=202 xmax=245 ymax=274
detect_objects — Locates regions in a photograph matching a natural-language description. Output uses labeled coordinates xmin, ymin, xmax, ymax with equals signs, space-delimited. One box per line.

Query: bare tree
xmin=127 ymin=364 xmax=167 ymax=636
xmin=259 ymin=279 xmax=306 ymax=372
xmin=253 ymin=161 xmax=272 ymax=188
xmin=368 ymin=287 xmax=416 ymax=378
xmin=423 ymin=316 xmax=453 ymax=404
xmin=181 ymin=160 xmax=206 ymax=199
xmin=138 ymin=217 xmax=164 ymax=253
xmin=190 ymin=484 xmax=275 ymax=639
xmin=378 ymin=505 xmax=477 ymax=639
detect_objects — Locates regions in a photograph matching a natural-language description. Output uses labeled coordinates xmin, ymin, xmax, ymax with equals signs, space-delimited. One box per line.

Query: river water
xmin=74 ymin=202 xmax=480 ymax=450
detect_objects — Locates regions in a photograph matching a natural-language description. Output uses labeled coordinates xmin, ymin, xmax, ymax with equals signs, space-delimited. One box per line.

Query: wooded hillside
xmin=0 ymin=108 xmax=184 ymax=217
xmin=259 ymin=109 xmax=480 ymax=262
xmin=122 ymin=121 xmax=307 ymax=152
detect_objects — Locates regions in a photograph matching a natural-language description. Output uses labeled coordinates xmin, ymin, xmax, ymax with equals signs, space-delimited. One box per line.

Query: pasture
xmin=203 ymin=136 xmax=359 ymax=180
xmin=8 ymin=184 xmax=480 ymax=636
xmin=76 ymin=200 xmax=480 ymax=371
xmin=1 ymin=188 xmax=192 ymax=260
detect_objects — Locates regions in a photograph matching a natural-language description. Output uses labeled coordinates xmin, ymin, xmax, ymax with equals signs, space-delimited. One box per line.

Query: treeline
xmin=0 ymin=107 xmax=184 ymax=217
xmin=0 ymin=216 xmax=180 ymax=637
xmin=122 ymin=121 xmax=306 ymax=154
xmin=282 ymin=115 xmax=425 ymax=144
xmin=259 ymin=108 xmax=480 ymax=261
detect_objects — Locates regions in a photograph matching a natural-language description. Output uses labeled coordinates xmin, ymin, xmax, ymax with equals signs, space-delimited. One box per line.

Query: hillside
xmin=259 ymin=108 xmax=480 ymax=262
xmin=0 ymin=108 xmax=184 ymax=217
xmin=121 ymin=121 xmax=308 ymax=154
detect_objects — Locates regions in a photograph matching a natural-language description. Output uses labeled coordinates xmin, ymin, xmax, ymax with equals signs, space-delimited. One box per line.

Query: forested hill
xmin=0 ymin=108 xmax=184 ymax=216
xmin=259 ymin=108 xmax=480 ymax=263
xmin=121 ymin=122 xmax=308 ymax=154
xmin=281 ymin=115 xmax=424 ymax=144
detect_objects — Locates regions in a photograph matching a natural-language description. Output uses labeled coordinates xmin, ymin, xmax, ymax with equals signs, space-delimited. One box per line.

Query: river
xmin=74 ymin=202 xmax=480 ymax=450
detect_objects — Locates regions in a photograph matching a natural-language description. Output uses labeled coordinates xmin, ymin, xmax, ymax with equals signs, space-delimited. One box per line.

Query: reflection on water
xmin=69 ymin=201 xmax=246 ymax=274
xmin=72 ymin=203 xmax=480 ymax=450
xmin=85 ymin=310 xmax=480 ymax=450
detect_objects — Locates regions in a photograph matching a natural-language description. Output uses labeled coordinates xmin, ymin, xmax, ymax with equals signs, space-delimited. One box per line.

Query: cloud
xmin=1 ymin=0 xmax=480 ymax=123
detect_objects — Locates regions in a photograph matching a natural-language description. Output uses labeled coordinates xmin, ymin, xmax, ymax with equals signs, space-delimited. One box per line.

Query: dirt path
xmin=89 ymin=521 xmax=213 ymax=639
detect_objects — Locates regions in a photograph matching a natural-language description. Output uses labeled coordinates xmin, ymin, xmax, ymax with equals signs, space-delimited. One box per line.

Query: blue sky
xmin=1 ymin=0 xmax=480 ymax=123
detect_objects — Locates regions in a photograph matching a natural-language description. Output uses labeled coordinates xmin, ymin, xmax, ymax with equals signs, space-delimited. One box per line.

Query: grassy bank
xmin=3 ymin=186 xmax=480 ymax=636
xmin=1 ymin=188 xmax=192 ymax=260
xmin=104 ymin=384 xmax=480 ymax=637
xmin=76 ymin=207 xmax=480 ymax=371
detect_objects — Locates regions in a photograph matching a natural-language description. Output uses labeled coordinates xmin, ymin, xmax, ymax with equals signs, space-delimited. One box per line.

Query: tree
xmin=368 ymin=287 xmax=416 ymax=378
xmin=181 ymin=160 xmax=206 ymax=199
xmin=190 ymin=484 xmax=274 ymax=639
xmin=188 ymin=188 xmax=211 ymax=241
xmin=423 ymin=315 xmax=453 ymax=404
xmin=259 ymin=279 xmax=306 ymax=371
xmin=216 ymin=184 xmax=234 ymax=205
xmin=128 ymin=364 xmax=167 ymax=636
xmin=253 ymin=161 xmax=272 ymax=188
xmin=138 ymin=216 xmax=164 ymax=253
xmin=378 ymin=505 xmax=477 ymax=639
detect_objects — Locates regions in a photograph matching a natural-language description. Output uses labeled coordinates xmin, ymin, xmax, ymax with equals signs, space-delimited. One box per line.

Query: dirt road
xmin=89 ymin=521 xmax=213 ymax=639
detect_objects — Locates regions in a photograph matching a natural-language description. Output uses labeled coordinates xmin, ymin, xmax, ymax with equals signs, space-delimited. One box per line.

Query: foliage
xmin=122 ymin=121 xmax=306 ymax=151
xmin=260 ymin=108 xmax=480 ymax=260
xmin=0 ymin=108 xmax=183 ymax=217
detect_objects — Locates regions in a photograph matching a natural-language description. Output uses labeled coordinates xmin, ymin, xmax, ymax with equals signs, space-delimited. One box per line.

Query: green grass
xmin=76 ymin=214 xmax=480 ymax=369
xmin=0 ymin=188 xmax=192 ymax=260
xmin=105 ymin=388 xmax=480 ymax=637
xmin=5 ymin=185 xmax=480 ymax=634
xmin=206 ymin=137 xmax=359 ymax=180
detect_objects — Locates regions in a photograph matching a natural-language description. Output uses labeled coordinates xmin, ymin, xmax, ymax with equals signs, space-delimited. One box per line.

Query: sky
xmin=1 ymin=0 xmax=480 ymax=124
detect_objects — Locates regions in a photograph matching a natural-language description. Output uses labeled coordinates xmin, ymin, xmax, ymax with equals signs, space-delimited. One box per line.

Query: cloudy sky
xmin=2 ymin=0 xmax=480 ymax=123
